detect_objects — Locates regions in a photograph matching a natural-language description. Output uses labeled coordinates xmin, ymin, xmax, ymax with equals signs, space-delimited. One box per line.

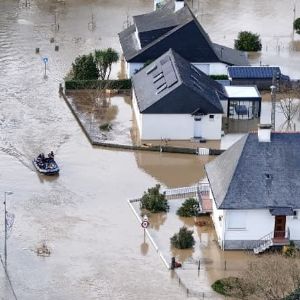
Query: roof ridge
xmin=219 ymin=134 xmax=249 ymax=209
xmin=127 ymin=19 xmax=194 ymax=61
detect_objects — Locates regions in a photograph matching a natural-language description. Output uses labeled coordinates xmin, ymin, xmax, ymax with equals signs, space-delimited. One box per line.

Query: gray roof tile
xmin=205 ymin=133 xmax=300 ymax=210
xmin=132 ymin=49 xmax=224 ymax=114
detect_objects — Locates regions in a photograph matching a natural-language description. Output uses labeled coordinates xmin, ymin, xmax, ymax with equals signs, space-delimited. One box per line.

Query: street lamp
xmin=4 ymin=191 xmax=13 ymax=269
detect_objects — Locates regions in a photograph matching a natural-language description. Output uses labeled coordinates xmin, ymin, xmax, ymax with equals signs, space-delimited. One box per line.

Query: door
xmin=194 ymin=116 xmax=202 ymax=138
xmin=274 ymin=215 xmax=286 ymax=238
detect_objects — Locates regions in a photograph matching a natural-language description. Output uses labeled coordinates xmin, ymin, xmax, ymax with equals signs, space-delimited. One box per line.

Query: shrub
xmin=294 ymin=18 xmax=300 ymax=34
xmin=211 ymin=277 xmax=251 ymax=298
xmin=65 ymin=79 xmax=131 ymax=90
xmin=210 ymin=74 xmax=228 ymax=80
xmin=170 ymin=227 xmax=195 ymax=249
xmin=176 ymin=198 xmax=199 ymax=217
xmin=234 ymin=31 xmax=262 ymax=52
xmin=285 ymin=287 xmax=300 ymax=300
xmin=72 ymin=54 xmax=99 ymax=80
xmin=140 ymin=184 xmax=169 ymax=213
xmin=283 ymin=241 xmax=298 ymax=257
xmin=99 ymin=123 xmax=112 ymax=131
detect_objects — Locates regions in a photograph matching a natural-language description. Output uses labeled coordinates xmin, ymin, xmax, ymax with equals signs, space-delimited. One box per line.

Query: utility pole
xmin=270 ymin=85 xmax=276 ymax=130
xmin=4 ymin=191 xmax=13 ymax=269
xmin=293 ymin=0 xmax=296 ymax=40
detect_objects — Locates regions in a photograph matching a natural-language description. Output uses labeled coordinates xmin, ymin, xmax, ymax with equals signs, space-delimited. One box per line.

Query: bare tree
xmin=239 ymin=254 xmax=300 ymax=300
xmin=277 ymin=87 xmax=300 ymax=131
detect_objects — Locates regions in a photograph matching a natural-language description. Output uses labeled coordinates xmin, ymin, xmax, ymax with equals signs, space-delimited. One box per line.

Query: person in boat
xmin=48 ymin=151 xmax=54 ymax=161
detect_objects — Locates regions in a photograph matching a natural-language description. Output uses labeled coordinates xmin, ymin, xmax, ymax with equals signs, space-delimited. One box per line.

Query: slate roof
xmin=132 ymin=49 xmax=224 ymax=114
xmin=205 ymin=133 xmax=300 ymax=210
xmin=119 ymin=3 xmax=248 ymax=66
xmin=228 ymin=66 xmax=281 ymax=79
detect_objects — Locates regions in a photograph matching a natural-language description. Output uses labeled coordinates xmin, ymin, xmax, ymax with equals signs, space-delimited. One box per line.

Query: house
xmin=131 ymin=49 xmax=225 ymax=140
xmin=154 ymin=0 xmax=184 ymax=11
xmin=119 ymin=0 xmax=248 ymax=78
xmin=204 ymin=125 xmax=300 ymax=252
xmin=228 ymin=66 xmax=290 ymax=90
xmin=222 ymin=85 xmax=261 ymax=120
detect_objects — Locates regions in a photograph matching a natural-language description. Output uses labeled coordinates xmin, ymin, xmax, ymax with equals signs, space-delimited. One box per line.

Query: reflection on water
xmin=134 ymin=151 xmax=213 ymax=188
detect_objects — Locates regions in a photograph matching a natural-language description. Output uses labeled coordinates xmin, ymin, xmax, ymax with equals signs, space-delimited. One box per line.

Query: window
xmin=227 ymin=211 xmax=247 ymax=230
xmin=209 ymin=115 xmax=215 ymax=120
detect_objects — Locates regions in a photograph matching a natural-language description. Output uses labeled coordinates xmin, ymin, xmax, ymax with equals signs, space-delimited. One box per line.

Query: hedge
xmin=65 ymin=79 xmax=132 ymax=90
xmin=209 ymin=75 xmax=229 ymax=80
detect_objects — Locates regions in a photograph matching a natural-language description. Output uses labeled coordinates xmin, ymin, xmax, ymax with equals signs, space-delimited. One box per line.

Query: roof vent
xmin=258 ymin=124 xmax=272 ymax=142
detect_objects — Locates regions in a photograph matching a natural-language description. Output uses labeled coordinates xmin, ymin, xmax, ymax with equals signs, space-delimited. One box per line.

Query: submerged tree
xmin=140 ymin=184 xmax=169 ymax=213
xmin=71 ymin=54 xmax=99 ymax=80
xmin=294 ymin=17 xmax=300 ymax=35
xmin=170 ymin=226 xmax=195 ymax=249
xmin=234 ymin=31 xmax=262 ymax=52
xmin=176 ymin=198 xmax=199 ymax=217
xmin=94 ymin=48 xmax=119 ymax=80
xmin=277 ymin=87 xmax=300 ymax=131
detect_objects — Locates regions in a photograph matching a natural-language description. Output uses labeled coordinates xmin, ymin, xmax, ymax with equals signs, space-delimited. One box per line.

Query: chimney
xmin=175 ymin=0 xmax=185 ymax=12
xmin=258 ymin=124 xmax=272 ymax=142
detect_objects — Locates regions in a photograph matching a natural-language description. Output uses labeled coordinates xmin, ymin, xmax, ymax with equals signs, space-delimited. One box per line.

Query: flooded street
xmin=0 ymin=0 xmax=300 ymax=299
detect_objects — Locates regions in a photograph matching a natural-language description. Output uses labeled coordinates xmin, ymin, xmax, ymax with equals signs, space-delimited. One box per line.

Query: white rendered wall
xmin=141 ymin=114 xmax=193 ymax=140
xmin=287 ymin=210 xmax=300 ymax=240
xmin=141 ymin=114 xmax=222 ymax=140
xmin=209 ymin=63 xmax=228 ymax=75
xmin=211 ymin=196 xmax=225 ymax=247
xmin=198 ymin=114 xmax=222 ymax=140
xmin=192 ymin=62 xmax=228 ymax=75
xmin=126 ymin=62 xmax=144 ymax=78
xmin=132 ymin=90 xmax=143 ymax=138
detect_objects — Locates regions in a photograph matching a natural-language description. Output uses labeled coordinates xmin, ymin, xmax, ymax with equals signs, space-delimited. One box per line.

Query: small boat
xmin=33 ymin=152 xmax=59 ymax=175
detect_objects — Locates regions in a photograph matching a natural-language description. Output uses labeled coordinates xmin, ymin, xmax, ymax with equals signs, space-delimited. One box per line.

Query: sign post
xmin=141 ymin=215 xmax=149 ymax=243
xmin=43 ymin=57 xmax=48 ymax=78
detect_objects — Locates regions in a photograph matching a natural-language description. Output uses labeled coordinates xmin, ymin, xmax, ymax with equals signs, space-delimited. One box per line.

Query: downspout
xmin=222 ymin=210 xmax=226 ymax=250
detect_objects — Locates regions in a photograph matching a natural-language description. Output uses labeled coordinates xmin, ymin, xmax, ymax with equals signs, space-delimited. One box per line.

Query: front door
xmin=274 ymin=215 xmax=286 ymax=238
xmin=194 ymin=116 xmax=202 ymax=138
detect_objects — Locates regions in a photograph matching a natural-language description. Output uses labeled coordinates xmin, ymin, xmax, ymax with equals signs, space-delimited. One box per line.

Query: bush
xmin=140 ymin=184 xmax=169 ymax=213
xmin=99 ymin=123 xmax=112 ymax=131
xmin=210 ymin=74 xmax=228 ymax=80
xmin=283 ymin=241 xmax=298 ymax=257
xmin=294 ymin=18 xmax=300 ymax=34
xmin=170 ymin=227 xmax=195 ymax=249
xmin=65 ymin=79 xmax=132 ymax=90
xmin=285 ymin=288 xmax=300 ymax=300
xmin=211 ymin=277 xmax=251 ymax=298
xmin=176 ymin=198 xmax=199 ymax=217
xmin=72 ymin=54 xmax=99 ymax=80
xmin=234 ymin=31 xmax=262 ymax=52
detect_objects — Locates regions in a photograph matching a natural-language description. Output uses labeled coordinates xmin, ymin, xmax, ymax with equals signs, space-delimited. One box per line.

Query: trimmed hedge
xmin=65 ymin=79 xmax=132 ymax=90
xmin=209 ymin=75 xmax=228 ymax=80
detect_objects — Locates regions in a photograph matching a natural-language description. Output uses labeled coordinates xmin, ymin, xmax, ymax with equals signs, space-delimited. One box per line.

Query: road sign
xmin=43 ymin=57 xmax=48 ymax=64
xmin=141 ymin=220 xmax=149 ymax=229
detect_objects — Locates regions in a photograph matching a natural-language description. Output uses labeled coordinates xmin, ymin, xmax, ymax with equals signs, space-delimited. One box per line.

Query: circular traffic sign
xmin=141 ymin=221 xmax=149 ymax=228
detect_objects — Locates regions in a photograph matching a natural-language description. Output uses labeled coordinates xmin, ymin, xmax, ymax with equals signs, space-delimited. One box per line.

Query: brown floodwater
xmin=0 ymin=0 xmax=299 ymax=299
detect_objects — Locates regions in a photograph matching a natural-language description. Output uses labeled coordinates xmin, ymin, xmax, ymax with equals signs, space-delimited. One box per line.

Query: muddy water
xmin=0 ymin=0 xmax=206 ymax=299
xmin=0 ymin=0 xmax=299 ymax=299
xmin=193 ymin=0 xmax=300 ymax=79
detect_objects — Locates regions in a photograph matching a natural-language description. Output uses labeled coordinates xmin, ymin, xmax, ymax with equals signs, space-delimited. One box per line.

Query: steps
xmin=253 ymin=239 xmax=273 ymax=254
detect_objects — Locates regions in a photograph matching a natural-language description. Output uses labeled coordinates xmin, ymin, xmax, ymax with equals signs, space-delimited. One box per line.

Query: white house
xmin=132 ymin=49 xmax=225 ymax=141
xmin=204 ymin=125 xmax=300 ymax=252
xmin=154 ymin=0 xmax=184 ymax=11
xmin=118 ymin=0 xmax=248 ymax=78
